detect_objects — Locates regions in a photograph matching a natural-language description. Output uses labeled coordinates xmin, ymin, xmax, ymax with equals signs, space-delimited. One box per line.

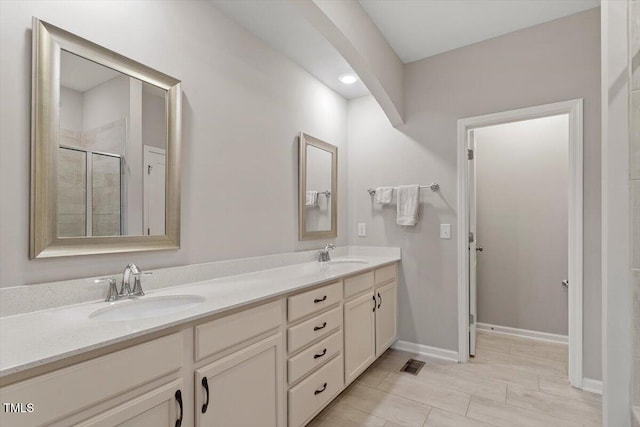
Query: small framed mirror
xmin=298 ymin=133 xmax=337 ymax=240
xmin=30 ymin=18 xmax=182 ymax=258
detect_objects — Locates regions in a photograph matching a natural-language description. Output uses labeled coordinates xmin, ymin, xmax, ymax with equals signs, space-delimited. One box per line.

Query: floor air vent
xmin=400 ymin=359 xmax=425 ymax=376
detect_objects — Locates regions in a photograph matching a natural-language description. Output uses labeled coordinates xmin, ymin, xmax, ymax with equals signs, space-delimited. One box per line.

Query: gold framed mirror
xmin=298 ymin=133 xmax=337 ymax=240
xmin=30 ymin=18 xmax=182 ymax=258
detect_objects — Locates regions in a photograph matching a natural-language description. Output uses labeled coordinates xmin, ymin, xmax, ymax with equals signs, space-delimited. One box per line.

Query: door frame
xmin=143 ymin=145 xmax=166 ymax=236
xmin=456 ymin=98 xmax=584 ymax=388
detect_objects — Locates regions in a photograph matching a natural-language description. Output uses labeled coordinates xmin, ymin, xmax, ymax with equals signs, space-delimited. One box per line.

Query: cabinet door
xmin=344 ymin=292 xmax=375 ymax=384
xmin=76 ymin=379 xmax=183 ymax=427
xmin=195 ymin=333 xmax=284 ymax=427
xmin=375 ymin=281 xmax=398 ymax=357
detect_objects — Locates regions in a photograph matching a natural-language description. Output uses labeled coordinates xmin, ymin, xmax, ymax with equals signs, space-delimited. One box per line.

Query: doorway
xmin=143 ymin=145 xmax=166 ymax=236
xmin=457 ymin=99 xmax=584 ymax=388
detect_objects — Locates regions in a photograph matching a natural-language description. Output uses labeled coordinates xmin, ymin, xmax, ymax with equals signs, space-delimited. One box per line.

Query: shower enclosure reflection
xmin=58 ymin=50 xmax=167 ymax=237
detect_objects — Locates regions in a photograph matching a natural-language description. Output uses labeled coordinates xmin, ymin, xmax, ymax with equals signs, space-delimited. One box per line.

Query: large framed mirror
xmin=298 ymin=133 xmax=337 ymax=240
xmin=30 ymin=18 xmax=182 ymax=258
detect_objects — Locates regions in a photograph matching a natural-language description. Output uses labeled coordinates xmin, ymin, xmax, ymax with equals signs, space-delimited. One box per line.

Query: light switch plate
xmin=358 ymin=223 xmax=366 ymax=237
xmin=440 ymin=224 xmax=451 ymax=239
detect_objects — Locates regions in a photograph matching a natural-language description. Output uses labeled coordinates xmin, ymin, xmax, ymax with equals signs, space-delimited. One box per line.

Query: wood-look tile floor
xmin=308 ymin=331 xmax=602 ymax=427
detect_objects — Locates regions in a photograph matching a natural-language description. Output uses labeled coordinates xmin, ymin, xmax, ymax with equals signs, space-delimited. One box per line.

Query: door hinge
xmin=469 ymin=314 xmax=475 ymax=325
xmin=469 ymin=232 xmax=474 ymax=243
xmin=467 ymin=149 xmax=474 ymax=160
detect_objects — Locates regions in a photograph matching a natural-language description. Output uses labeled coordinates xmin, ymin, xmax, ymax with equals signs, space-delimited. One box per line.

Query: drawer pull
xmin=314 ymin=295 xmax=328 ymax=303
xmin=372 ymin=295 xmax=376 ymax=312
xmin=201 ymin=377 xmax=210 ymax=414
xmin=314 ymin=382 xmax=328 ymax=395
xmin=314 ymin=348 xmax=328 ymax=359
xmin=377 ymin=292 xmax=382 ymax=309
xmin=314 ymin=322 xmax=327 ymax=331
xmin=175 ymin=389 xmax=183 ymax=427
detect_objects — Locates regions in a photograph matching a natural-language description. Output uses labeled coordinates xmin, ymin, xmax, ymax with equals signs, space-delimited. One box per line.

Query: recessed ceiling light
xmin=338 ymin=74 xmax=358 ymax=85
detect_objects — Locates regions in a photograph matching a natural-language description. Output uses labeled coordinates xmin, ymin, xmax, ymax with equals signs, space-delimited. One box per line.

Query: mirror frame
xmin=298 ymin=132 xmax=338 ymax=241
xmin=30 ymin=18 xmax=182 ymax=258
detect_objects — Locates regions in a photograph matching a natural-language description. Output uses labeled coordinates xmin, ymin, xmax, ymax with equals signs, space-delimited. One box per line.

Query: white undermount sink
xmin=89 ymin=295 xmax=206 ymax=321
xmin=326 ymin=259 xmax=369 ymax=265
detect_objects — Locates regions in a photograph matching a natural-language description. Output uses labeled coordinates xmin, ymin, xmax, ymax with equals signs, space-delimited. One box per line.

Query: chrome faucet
xmin=122 ymin=263 xmax=147 ymax=297
xmin=318 ymin=244 xmax=335 ymax=262
xmin=95 ymin=264 xmax=151 ymax=302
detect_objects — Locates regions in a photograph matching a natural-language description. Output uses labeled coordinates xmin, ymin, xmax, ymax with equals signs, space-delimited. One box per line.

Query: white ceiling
xmin=210 ymin=0 xmax=599 ymax=100
xmin=210 ymin=0 xmax=370 ymax=99
xmin=60 ymin=50 xmax=120 ymax=92
xmin=359 ymin=0 xmax=600 ymax=64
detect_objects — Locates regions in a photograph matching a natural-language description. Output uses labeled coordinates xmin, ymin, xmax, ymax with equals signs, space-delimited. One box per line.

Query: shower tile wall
xmin=631 ymin=0 xmax=640 ymax=411
xmin=57 ymin=145 xmax=86 ymax=237
xmin=57 ymin=119 xmax=126 ymax=237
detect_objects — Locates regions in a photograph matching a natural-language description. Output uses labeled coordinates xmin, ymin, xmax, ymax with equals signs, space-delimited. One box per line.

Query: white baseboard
xmin=391 ymin=340 xmax=459 ymax=363
xmin=476 ymin=322 xmax=568 ymax=344
xmin=582 ymin=378 xmax=602 ymax=395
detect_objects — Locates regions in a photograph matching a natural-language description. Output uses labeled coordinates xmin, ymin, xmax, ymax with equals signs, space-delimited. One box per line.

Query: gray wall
xmin=474 ymin=115 xmax=569 ymax=336
xmin=0 ymin=0 xmax=347 ymax=288
xmin=347 ymin=8 xmax=601 ymax=379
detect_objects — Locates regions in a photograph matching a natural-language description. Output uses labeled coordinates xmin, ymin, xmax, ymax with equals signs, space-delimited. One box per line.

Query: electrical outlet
xmin=440 ymin=224 xmax=451 ymax=239
xmin=358 ymin=223 xmax=366 ymax=237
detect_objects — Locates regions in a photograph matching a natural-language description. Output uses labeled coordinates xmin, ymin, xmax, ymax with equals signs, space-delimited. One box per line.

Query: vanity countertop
xmin=0 ymin=255 xmax=399 ymax=378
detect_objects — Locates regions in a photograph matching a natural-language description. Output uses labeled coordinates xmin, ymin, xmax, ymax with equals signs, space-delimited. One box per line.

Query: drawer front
xmin=288 ymin=330 xmax=342 ymax=385
xmin=344 ymin=271 xmax=374 ymax=299
xmin=374 ymin=264 xmax=397 ymax=286
xmin=288 ymin=355 xmax=344 ymax=427
xmin=0 ymin=333 xmax=183 ymax=427
xmin=288 ymin=281 xmax=342 ymax=323
xmin=288 ymin=306 xmax=342 ymax=353
xmin=195 ymin=300 xmax=282 ymax=361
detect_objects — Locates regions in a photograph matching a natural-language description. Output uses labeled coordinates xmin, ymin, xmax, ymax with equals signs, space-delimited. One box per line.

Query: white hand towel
xmin=396 ymin=185 xmax=420 ymax=226
xmin=375 ymin=187 xmax=394 ymax=204
xmin=306 ymin=190 xmax=319 ymax=207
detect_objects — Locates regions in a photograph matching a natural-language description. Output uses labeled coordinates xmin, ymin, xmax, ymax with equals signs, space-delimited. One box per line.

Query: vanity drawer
xmin=288 ymin=355 xmax=344 ymax=427
xmin=288 ymin=330 xmax=342 ymax=385
xmin=195 ymin=300 xmax=282 ymax=361
xmin=375 ymin=264 xmax=397 ymax=286
xmin=288 ymin=281 xmax=342 ymax=322
xmin=344 ymin=271 xmax=374 ymax=299
xmin=0 ymin=333 xmax=182 ymax=427
xmin=288 ymin=306 xmax=342 ymax=353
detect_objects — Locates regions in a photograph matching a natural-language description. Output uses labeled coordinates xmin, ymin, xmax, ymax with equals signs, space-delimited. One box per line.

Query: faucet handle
xmin=131 ymin=271 xmax=151 ymax=297
xmin=95 ymin=278 xmax=118 ymax=302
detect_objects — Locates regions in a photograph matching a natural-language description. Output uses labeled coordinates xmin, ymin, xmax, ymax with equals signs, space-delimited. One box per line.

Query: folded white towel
xmin=396 ymin=185 xmax=420 ymax=226
xmin=375 ymin=187 xmax=394 ymax=204
xmin=306 ymin=190 xmax=319 ymax=207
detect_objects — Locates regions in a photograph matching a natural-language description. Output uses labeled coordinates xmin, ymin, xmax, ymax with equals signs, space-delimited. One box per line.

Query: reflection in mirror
xmin=305 ymin=145 xmax=332 ymax=233
xmin=58 ymin=50 xmax=167 ymax=237
xmin=298 ymin=133 xmax=337 ymax=240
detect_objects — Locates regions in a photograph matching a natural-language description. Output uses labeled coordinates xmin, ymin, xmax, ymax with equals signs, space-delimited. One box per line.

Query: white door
xmin=344 ymin=292 xmax=376 ymax=384
xmin=468 ymin=130 xmax=478 ymax=357
xmin=143 ymin=146 xmax=166 ymax=236
xmin=375 ymin=281 xmax=398 ymax=357
xmin=195 ymin=333 xmax=284 ymax=427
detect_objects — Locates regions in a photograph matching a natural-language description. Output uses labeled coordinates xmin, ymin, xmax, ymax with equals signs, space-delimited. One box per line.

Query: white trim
xmin=477 ymin=323 xmax=568 ymax=345
xmin=457 ymin=98 xmax=584 ymax=389
xmin=391 ymin=340 xmax=459 ymax=363
xmin=582 ymin=378 xmax=603 ymax=395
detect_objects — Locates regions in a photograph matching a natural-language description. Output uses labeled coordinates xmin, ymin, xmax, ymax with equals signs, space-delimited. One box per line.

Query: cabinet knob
xmin=201 ymin=377 xmax=210 ymax=414
xmin=314 ymin=382 xmax=328 ymax=395
xmin=314 ymin=322 xmax=327 ymax=331
xmin=175 ymin=390 xmax=183 ymax=427
xmin=314 ymin=348 xmax=327 ymax=359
